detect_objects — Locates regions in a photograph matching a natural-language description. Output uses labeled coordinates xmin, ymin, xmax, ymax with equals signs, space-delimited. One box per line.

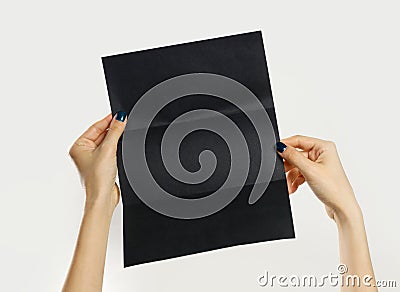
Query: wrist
xmin=333 ymin=201 xmax=364 ymax=230
xmin=84 ymin=194 xmax=116 ymax=219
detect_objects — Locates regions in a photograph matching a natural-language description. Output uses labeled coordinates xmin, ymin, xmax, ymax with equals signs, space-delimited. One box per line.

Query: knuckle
xmin=294 ymin=134 xmax=307 ymax=140
xmin=291 ymin=134 xmax=306 ymax=146
xmin=291 ymin=134 xmax=302 ymax=141
xmin=325 ymin=140 xmax=337 ymax=149
xmin=69 ymin=145 xmax=77 ymax=158
xmin=92 ymin=125 xmax=104 ymax=136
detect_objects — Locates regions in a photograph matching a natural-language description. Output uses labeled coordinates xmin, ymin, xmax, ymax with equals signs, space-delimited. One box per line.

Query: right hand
xmin=276 ymin=135 xmax=361 ymax=222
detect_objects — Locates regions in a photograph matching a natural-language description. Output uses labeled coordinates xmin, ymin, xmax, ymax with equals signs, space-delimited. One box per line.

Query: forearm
xmin=335 ymin=203 xmax=377 ymax=292
xmin=63 ymin=199 xmax=114 ymax=292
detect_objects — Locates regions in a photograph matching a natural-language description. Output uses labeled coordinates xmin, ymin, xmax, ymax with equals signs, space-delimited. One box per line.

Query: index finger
xmin=281 ymin=135 xmax=326 ymax=151
xmin=78 ymin=113 xmax=112 ymax=142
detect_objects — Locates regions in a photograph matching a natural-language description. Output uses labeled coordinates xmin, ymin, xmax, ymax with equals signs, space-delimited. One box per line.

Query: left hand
xmin=69 ymin=112 xmax=127 ymax=212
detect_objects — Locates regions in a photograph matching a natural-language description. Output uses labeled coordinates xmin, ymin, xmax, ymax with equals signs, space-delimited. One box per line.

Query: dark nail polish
xmin=276 ymin=141 xmax=287 ymax=153
xmin=116 ymin=111 xmax=126 ymax=122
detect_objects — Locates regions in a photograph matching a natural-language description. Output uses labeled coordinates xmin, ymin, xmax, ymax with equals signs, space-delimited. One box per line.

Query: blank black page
xmin=102 ymin=31 xmax=295 ymax=267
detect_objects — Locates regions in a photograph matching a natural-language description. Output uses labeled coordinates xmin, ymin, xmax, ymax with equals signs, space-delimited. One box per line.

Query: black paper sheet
xmin=102 ymin=31 xmax=295 ymax=267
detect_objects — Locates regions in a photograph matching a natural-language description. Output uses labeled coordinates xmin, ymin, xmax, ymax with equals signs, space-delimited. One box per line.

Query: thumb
xmin=102 ymin=111 xmax=127 ymax=150
xmin=276 ymin=141 xmax=314 ymax=175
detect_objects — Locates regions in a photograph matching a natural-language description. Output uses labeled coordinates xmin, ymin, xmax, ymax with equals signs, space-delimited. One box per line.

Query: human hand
xmin=69 ymin=112 xmax=127 ymax=213
xmin=276 ymin=135 xmax=360 ymax=223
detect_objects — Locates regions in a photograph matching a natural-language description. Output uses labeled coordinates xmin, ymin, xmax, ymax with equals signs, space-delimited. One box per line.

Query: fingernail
xmin=276 ymin=141 xmax=287 ymax=153
xmin=115 ymin=111 xmax=126 ymax=122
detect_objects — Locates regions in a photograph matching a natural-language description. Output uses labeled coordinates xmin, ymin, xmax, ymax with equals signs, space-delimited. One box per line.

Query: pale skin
xmin=63 ymin=114 xmax=377 ymax=292
xmin=279 ymin=136 xmax=377 ymax=291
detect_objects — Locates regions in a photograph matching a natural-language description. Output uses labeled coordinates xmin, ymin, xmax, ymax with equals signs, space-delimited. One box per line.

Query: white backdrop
xmin=1 ymin=1 xmax=399 ymax=291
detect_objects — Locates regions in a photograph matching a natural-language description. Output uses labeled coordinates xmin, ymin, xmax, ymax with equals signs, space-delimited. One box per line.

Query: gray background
xmin=0 ymin=1 xmax=399 ymax=291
